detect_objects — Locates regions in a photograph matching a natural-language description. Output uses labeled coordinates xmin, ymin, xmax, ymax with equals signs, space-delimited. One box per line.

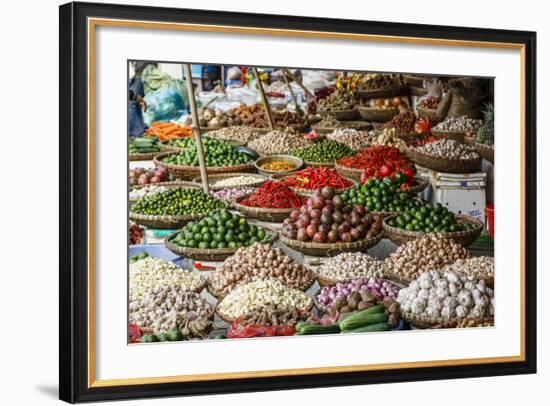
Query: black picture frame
xmin=59 ymin=1 xmax=537 ymax=403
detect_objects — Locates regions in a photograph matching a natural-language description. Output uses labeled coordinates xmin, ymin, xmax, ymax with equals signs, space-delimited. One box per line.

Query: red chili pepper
xmin=240 ymin=180 xmax=306 ymax=209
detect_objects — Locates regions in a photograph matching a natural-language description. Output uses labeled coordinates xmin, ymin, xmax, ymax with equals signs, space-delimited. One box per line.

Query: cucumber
xmin=295 ymin=321 xmax=308 ymax=333
xmin=135 ymin=147 xmax=160 ymax=153
xmin=339 ymin=306 xmax=386 ymax=331
xmin=295 ymin=323 xmax=340 ymax=335
xmin=342 ymin=322 xmax=391 ymax=333
xmin=134 ymin=137 xmax=157 ymax=147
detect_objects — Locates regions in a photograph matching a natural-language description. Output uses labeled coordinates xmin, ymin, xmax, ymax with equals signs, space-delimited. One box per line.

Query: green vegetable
xmin=296 ymin=323 xmax=341 ymax=335
xmin=130 ymin=137 xmax=160 ymax=153
xmin=213 ymin=334 xmax=227 ymax=340
xmin=130 ymin=187 xmax=225 ymax=216
xmin=340 ymin=312 xmax=389 ymax=331
xmin=338 ymin=305 xmax=385 ymax=330
xmin=390 ymin=204 xmax=467 ymax=233
xmin=291 ymin=140 xmax=354 ymax=163
xmin=139 ymin=334 xmax=159 ymax=343
xmin=157 ymin=332 xmax=169 ymax=342
xmin=343 ymin=322 xmax=392 ymax=333
xmin=166 ymin=327 xmax=184 ymax=341
xmin=162 ymin=137 xmax=251 ymax=167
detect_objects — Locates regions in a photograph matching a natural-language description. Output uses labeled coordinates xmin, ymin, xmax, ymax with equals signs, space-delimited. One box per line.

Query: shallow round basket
xmin=465 ymin=137 xmax=494 ymax=164
xmin=400 ymin=311 xmax=493 ymax=329
xmin=358 ymin=106 xmax=399 ymax=122
xmin=279 ymin=231 xmax=384 ymax=257
xmin=129 ymin=181 xmax=201 ymax=203
xmin=233 ymin=193 xmax=305 ymax=223
xmin=404 ymin=146 xmax=482 ymax=174
xmin=382 ymin=214 xmax=483 ymax=247
xmin=431 ymin=129 xmax=467 ymax=142
xmin=254 ymin=155 xmax=304 ymax=176
xmin=154 ymin=151 xmax=256 ymax=180
xmin=313 ymin=121 xmax=371 ymax=133
xmin=434 ymin=317 xmax=494 ymax=329
xmin=416 ymin=107 xmax=440 ymax=124
xmin=357 ymin=86 xmax=410 ymax=99
xmin=191 ymin=173 xmax=267 ymax=191
xmin=216 ymin=300 xmax=313 ymax=324
xmin=303 ymin=160 xmax=336 ymax=168
xmin=403 ymin=177 xmax=430 ymax=194
xmin=129 ymin=211 xmax=205 ymax=230
xmin=320 ymin=109 xmax=359 ymax=121
xmin=129 ymin=151 xmax=160 ymax=161
xmin=334 ymin=163 xmax=363 ymax=181
xmin=164 ymin=230 xmax=277 ymax=261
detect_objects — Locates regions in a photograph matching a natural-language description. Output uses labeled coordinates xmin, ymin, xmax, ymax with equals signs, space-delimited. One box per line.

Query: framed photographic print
xmin=59 ymin=1 xmax=537 ymax=403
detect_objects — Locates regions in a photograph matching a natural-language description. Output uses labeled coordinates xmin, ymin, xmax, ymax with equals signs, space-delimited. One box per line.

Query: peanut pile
xmin=316 ymin=252 xmax=387 ymax=283
xmin=247 ymin=128 xmax=312 ymax=155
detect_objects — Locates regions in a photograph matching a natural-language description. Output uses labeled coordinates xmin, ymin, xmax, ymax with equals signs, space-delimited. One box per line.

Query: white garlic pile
xmin=316 ymin=252 xmax=387 ymax=283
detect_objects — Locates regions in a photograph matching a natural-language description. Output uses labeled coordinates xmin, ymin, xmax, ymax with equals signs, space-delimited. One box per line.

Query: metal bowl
xmin=254 ymin=155 xmax=304 ymax=177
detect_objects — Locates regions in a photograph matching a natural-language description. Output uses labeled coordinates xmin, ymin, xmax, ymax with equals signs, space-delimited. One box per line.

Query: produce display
xmin=417 ymin=96 xmax=441 ymax=110
xmin=208 ymin=243 xmax=314 ymax=296
xmin=144 ymin=122 xmax=193 ymax=140
xmin=211 ymin=187 xmax=256 ymax=202
xmin=129 ymin=287 xmax=213 ymax=338
xmin=387 ymin=203 xmax=474 ymax=233
xmin=161 ymin=138 xmax=251 ymax=167
xmin=291 ymin=140 xmax=355 ymax=163
xmin=360 ymin=73 xmax=405 ymax=91
xmin=366 ymin=97 xmax=407 ymax=109
xmin=433 ymin=115 xmax=483 ymax=133
xmin=203 ymin=126 xmax=262 ymax=144
xmin=129 ymin=222 xmax=144 ymax=245
xmin=217 ymin=279 xmax=313 ymax=321
xmin=129 ymin=184 xmax=168 ymax=201
xmin=210 ymin=175 xmax=264 ymax=188
xmin=318 ymin=88 xmax=357 ymax=113
xmin=414 ymin=139 xmax=480 ymax=160
xmin=314 ymin=115 xmax=345 ymax=129
xmin=326 ymin=128 xmax=373 ymax=150
xmin=184 ymin=107 xmax=242 ymax=128
xmin=129 ymin=257 xmax=204 ymax=301
xmin=231 ymin=104 xmax=305 ymax=129
xmin=129 ymin=137 xmax=160 ymax=154
xmin=234 ymin=305 xmax=307 ymax=327
xmin=370 ymin=128 xmax=407 ymax=150
xmin=379 ymin=110 xmax=417 ymax=134
xmin=130 ymin=187 xmax=225 ymax=216
xmin=476 ymin=104 xmax=494 ymax=145
xmin=281 ymin=167 xmax=353 ymax=191
xmin=129 ymin=251 xmax=149 ymax=263
xmin=169 ymin=209 xmax=269 ymax=249
xmin=129 ymin=167 xmax=170 ymax=186
xmin=280 ymin=187 xmax=383 ymax=243
xmin=385 ymin=235 xmax=471 ymax=281
xmin=258 ymin=160 xmax=296 ymax=172
xmin=440 ymin=256 xmax=494 ymax=280
xmin=315 ymin=252 xmax=387 ymax=283
xmin=247 ymin=128 xmax=312 ymax=155
xmin=337 ymin=146 xmax=414 ymax=177
xmin=239 ymin=181 xmax=306 ymax=209
xmin=397 ymin=270 xmax=494 ymax=320
xmin=317 ymin=278 xmax=401 ymax=311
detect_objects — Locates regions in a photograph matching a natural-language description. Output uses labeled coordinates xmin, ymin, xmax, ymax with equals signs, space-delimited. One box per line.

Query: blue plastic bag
xmin=142 ymin=79 xmax=188 ymax=125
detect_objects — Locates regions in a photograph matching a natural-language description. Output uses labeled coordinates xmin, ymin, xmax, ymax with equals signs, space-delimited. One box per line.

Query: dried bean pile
xmin=204 ymin=126 xmax=262 ymax=144
xmin=370 ymin=128 xmax=406 ymax=150
xmin=208 ymin=243 xmax=314 ymax=297
xmin=232 ymin=104 xmax=304 ymax=128
xmin=360 ymin=74 xmax=405 ymax=91
xmin=380 ymin=110 xmax=417 ymax=134
xmin=415 ymin=139 xmax=480 ymax=160
xmin=385 ymin=235 xmax=471 ymax=281
xmin=247 ymin=128 xmax=312 ymax=155
xmin=316 ymin=252 xmax=387 ymax=283
xmin=318 ymin=88 xmax=357 ymax=113
xmin=326 ymin=128 xmax=373 ymax=150
xmin=314 ymin=115 xmax=345 ymax=129
xmin=433 ymin=115 xmax=483 ymax=133
xmin=239 ymin=304 xmax=308 ymax=327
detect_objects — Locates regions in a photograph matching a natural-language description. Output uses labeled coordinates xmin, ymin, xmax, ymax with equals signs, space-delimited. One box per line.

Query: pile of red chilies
xmin=240 ymin=180 xmax=305 ymax=209
xmin=337 ymin=146 xmax=412 ymax=171
xmin=281 ymin=167 xmax=352 ymax=190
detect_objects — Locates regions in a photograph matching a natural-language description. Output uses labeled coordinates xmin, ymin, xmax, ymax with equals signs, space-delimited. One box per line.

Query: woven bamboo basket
xmin=334 ymin=163 xmax=363 ymax=181
xmin=233 ymin=193 xmax=306 ymax=223
xmin=416 ymin=107 xmax=440 ymax=124
xmin=129 ymin=181 xmax=201 ymax=203
xmin=279 ymin=231 xmax=383 ymax=257
xmin=400 ymin=311 xmax=493 ymax=329
xmin=254 ymin=155 xmax=304 ymax=176
xmin=358 ymin=106 xmax=399 ymax=122
xmin=191 ymin=173 xmax=267 ymax=191
xmin=164 ymin=230 xmax=277 ymax=261
xmin=319 ymin=109 xmax=359 ymax=121
xmin=153 ymin=151 xmax=256 ymax=180
xmin=129 ymin=211 xmax=205 ymax=230
xmin=216 ymin=298 xmax=314 ymax=324
xmin=404 ymin=146 xmax=482 ymax=174
xmin=313 ymin=121 xmax=371 ymax=133
xmin=382 ymin=214 xmax=483 ymax=247
xmin=410 ymin=86 xmax=428 ymax=96
xmin=129 ymin=151 xmax=160 ymax=161
xmin=357 ymin=86 xmax=410 ymax=99
xmin=431 ymin=129 xmax=468 ymax=142
xmin=304 ymin=160 xmax=336 ymax=168
xmin=465 ymin=137 xmax=494 ymax=164
xmin=434 ymin=317 xmax=494 ymax=329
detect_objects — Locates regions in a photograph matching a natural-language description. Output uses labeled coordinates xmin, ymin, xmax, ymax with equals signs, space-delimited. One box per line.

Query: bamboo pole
xmin=183 ymin=64 xmax=210 ymax=194
xmin=282 ymin=71 xmax=303 ymax=117
xmin=283 ymin=69 xmax=313 ymax=99
xmin=253 ymin=67 xmax=276 ymax=130
xmin=220 ymin=65 xmax=226 ymax=94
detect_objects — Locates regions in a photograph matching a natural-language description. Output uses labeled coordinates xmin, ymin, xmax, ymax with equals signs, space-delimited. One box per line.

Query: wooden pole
xmin=282 ymin=71 xmax=303 ymax=117
xmin=183 ymin=64 xmax=210 ymax=194
xmin=253 ymin=67 xmax=276 ymax=130
xmin=283 ymin=69 xmax=313 ymax=99
xmin=220 ymin=65 xmax=226 ymax=94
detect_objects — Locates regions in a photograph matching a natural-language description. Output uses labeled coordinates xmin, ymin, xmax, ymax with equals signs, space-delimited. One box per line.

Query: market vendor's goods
xmin=209 ymin=242 xmax=315 ymax=297
xmin=170 ymin=209 xmax=269 ymax=250
xmin=385 ymin=234 xmax=471 ymax=282
xmin=239 ymin=180 xmax=306 ymax=209
xmin=414 ymin=138 xmax=480 ymax=160
xmin=209 ymin=175 xmax=265 ymax=189
xmin=417 ymin=96 xmax=441 ymax=110
xmin=476 ymin=103 xmax=494 ymax=145
xmin=316 ymin=278 xmax=401 ymax=312
xmin=342 ymin=177 xmax=421 ymax=213
xmin=247 ymin=128 xmax=312 ymax=156
xmin=203 ymin=126 xmax=262 ymax=144
xmin=129 ymin=136 xmax=160 ymax=154
xmin=314 ymin=115 xmax=345 ymax=129
xmin=281 ymin=167 xmax=353 ymax=191
xmin=291 ymin=140 xmax=355 ymax=164
xmin=397 ymin=270 xmax=494 ymax=323
xmin=387 ymin=203 xmax=473 ymax=233
xmin=337 ymin=145 xmax=414 ymax=179
xmin=280 ymin=187 xmax=383 ymax=243
xmin=144 ymin=122 xmax=193 ymax=140
xmin=211 ymin=187 xmax=256 ymax=202
xmin=318 ymin=88 xmax=357 ymax=113
xmin=440 ymin=256 xmax=494 ymax=281
xmin=338 ymin=300 xmax=399 ymax=332
xmin=433 ymin=115 xmax=483 ymax=134
xmin=232 ymin=104 xmax=305 ymax=129
xmin=217 ymin=278 xmax=313 ymax=321
xmin=360 ymin=73 xmax=405 ymax=91
xmin=235 ymin=304 xmax=308 ymax=327
xmin=184 ymin=107 xmax=242 ymax=128
xmin=129 ymin=184 xmax=168 ymax=201
xmin=379 ymin=110 xmax=418 ymax=135
xmin=129 ymin=251 xmax=149 ymax=264
xmin=359 ymin=165 xmax=415 ymax=190
xmin=370 ymin=128 xmax=407 ymax=151
xmin=130 ymin=187 xmax=225 ymax=216
xmin=367 ymin=97 xmax=407 ymax=109
xmin=258 ymin=159 xmax=296 ymax=172
xmin=129 ymin=257 xmax=204 ymax=301
xmin=129 ymin=167 xmax=170 ymax=186
xmin=129 ymin=287 xmax=213 ymax=338
xmin=161 ymin=137 xmax=252 ymax=167
xmin=129 ymin=222 xmax=144 ymax=245
xmin=315 ymin=253 xmax=387 ymax=284
xmin=326 ymin=128 xmax=373 ymax=151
